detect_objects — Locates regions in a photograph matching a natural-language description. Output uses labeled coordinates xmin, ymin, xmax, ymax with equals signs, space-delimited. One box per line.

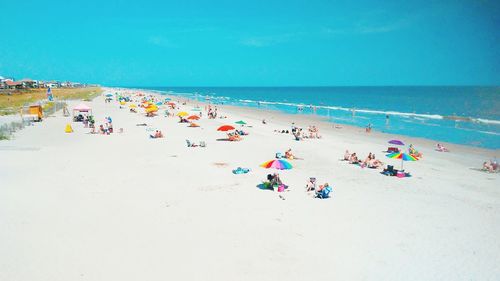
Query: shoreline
xmin=123 ymin=86 xmax=500 ymax=151
xmin=120 ymin=87 xmax=498 ymax=158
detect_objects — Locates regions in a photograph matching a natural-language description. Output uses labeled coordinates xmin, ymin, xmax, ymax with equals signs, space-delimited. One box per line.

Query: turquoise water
xmin=140 ymin=87 xmax=500 ymax=149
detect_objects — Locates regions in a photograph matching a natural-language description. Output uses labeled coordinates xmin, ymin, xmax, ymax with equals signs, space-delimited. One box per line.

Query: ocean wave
xmin=162 ymin=90 xmax=500 ymax=126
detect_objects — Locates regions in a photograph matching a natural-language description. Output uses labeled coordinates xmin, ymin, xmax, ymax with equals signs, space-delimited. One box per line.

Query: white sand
xmin=0 ymin=88 xmax=499 ymax=281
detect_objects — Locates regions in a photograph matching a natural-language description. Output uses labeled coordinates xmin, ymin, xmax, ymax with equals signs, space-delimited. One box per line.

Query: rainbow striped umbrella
xmin=386 ymin=152 xmax=418 ymax=170
xmin=260 ymin=159 xmax=293 ymax=170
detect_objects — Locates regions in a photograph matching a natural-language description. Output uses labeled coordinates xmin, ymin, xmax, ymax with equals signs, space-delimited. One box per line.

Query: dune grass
xmin=0 ymin=87 xmax=102 ymax=115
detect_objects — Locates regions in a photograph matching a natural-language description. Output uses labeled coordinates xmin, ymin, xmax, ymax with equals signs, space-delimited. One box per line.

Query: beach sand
xmin=0 ymin=88 xmax=499 ymax=281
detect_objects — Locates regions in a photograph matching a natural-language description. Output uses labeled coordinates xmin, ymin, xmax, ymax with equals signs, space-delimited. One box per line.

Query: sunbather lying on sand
xmin=150 ymin=130 xmax=164 ymax=138
xmin=436 ymin=143 xmax=449 ymax=152
xmin=285 ymin=148 xmax=302 ymax=160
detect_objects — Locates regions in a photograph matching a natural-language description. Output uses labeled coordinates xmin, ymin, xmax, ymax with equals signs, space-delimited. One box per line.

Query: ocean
xmin=140 ymin=86 xmax=500 ymax=149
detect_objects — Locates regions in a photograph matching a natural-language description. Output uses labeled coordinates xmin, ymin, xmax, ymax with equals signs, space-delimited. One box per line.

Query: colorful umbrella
xmin=217 ymin=125 xmax=235 ymax=131
xmin=164 ymin=97 xmax=171 ymax=101
xmin=177 ymin=111 xmax=189 ymax=117
xmin=260 ymin=159 xmax=293 ymax=170
xmin=386 ymin=152 xmax=418 ymax=170
xmin=187 ymin=115 xmax=200 ymax=120
xmin=235 ymin=120 xmax=247 ymax=125
xmin=388 ymin=139 xmax=405 ymax=146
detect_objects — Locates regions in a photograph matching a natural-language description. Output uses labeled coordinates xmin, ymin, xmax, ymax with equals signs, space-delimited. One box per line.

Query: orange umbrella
xmin=187 ymin=115 xmax=200 ymax=120
xmin=189 ymin=122 xmax=200 ymax=127
xmin=217 ymin=125 xmax=235 ymax=131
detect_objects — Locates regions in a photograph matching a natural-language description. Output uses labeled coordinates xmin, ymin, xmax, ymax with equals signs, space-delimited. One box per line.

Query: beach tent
xmin=72 ymin=104 xmax=92 ymax=116
xmin=65 ymin=123 xmax=73 ymax=133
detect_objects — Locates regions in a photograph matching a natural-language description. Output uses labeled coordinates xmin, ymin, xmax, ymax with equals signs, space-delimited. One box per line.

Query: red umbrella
xmin=217 ymin=125 xmax=235 ymax=131
xmin=187 ymin=115 xmax=200 ymax=120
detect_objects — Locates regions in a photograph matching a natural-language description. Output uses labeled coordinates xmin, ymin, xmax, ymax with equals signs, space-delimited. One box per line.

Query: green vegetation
xmin=0 ymin=87 xmax=102 ymax=115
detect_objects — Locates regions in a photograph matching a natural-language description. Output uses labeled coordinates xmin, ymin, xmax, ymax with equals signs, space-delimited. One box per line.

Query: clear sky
xmin=0 ymin=0 xmax=498 ymax=86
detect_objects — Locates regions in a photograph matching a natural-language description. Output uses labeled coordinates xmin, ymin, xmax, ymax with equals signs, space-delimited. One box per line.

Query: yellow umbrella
xmin=177 ymin=111 xmax=189 ymax=117
xmin=120 ymin=101 xmax=126 ymax=105
xmin=146 ymin=107 xmax=158 ymax=113
xmin=129 ymin=104 xmax=137 ymax=108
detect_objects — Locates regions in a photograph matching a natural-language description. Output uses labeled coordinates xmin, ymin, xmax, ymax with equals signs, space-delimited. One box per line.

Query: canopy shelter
xmin=72 ymin=103 xmax=92 ymax=117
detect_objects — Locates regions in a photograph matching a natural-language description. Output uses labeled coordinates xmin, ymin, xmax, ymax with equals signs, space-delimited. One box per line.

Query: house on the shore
xmin=5 ymin=80 xmax=26 ymax=89
xmin=0 ymin=76 xmax=14 ymax=89
xmin=18 ymin=78 xmax=38 ymax=88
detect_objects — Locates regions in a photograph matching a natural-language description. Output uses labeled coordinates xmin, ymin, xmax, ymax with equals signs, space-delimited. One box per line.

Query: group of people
xmin=291 ymin=125 xmax=321 ymax=140
xmin=93 ymin=116 xmax=114 ymax=135
xmin=483 ymin=160 xmax=498 ymax=173
xmin=305 ymin=177 xmax=332 ymax=198
xmin=344 ymin=150 xmax=384 ymax=168
xmin=207 ymin=105 xmax=218 ymax=119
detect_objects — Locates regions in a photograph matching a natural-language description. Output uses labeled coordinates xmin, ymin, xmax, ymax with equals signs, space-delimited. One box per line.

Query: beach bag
xmin=276 ymin=152 xmax=283 ymax=159
xmin=277 ymin=185 xmax=285 ymax=192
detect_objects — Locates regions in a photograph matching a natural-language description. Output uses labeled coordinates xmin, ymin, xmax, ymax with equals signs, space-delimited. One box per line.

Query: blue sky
xmin=0 ymin=0 xmax=498 ymax=86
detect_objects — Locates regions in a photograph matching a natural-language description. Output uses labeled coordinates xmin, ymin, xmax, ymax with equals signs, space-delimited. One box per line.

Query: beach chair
xmin=199 ymin=141 xmax=207 ymax=147
xmin=316 ymin=186 xmax=332 ymax=199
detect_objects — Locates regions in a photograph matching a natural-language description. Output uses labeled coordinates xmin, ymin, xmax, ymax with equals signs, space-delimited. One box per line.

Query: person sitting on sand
xmin=99 ymin=124 xmax=105 ymax=134
xmin=343 ymin=150 xmax=350 ymax=161
xmin=483 ymin=161 xmax=495 ymax=172
xmin=306 ymin=177 xmax=316 ymax=192
xmin=316 ymin=183 xmax=329 ymax=192
xmin=270 ymin=173 xmax=283 ymax=186
xmin=368 ymin=154 xmax=384 ymax=169
xmin=285 ymin=148 xmax=295 ymax=160
xmin=262 ymin=119 xmax=267 ymax=124
xmin=409 ymin=144 xmax=422 ymax=158
xmin=362 ymin=153 xmax=373 ymax=167
xmin=436 ymin=143 xmax=449 ymax=152
xmin=349 ymin=153 xmax=360 ymax=164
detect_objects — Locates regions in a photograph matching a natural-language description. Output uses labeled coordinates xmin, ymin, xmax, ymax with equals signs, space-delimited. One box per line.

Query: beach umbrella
xmin=187 ymin=115 xmax=200 ymax=120
xmin=105 ymin=93 xmax=113 ymax=97
xmin=388 ymin=139 xmax=405 ymax=146
xmin=386 ymin=152 xmax=418 ymax=170
xmin=167 ymin=102 xmax=176 ymax=106
xmin=217 ymin=125 xmax=235 ymax=131
xmin=191 ymin=108 xmax=202 ymax=111
xmin=260 ymin=159 xmax=293 ymax=170
xmin=177 ymin=111 xmax=189 ymax=117
xmin=156 ymin=102 xmax=163 ymax=106
xmin=235 ymin=120 xmax=247 ymax=125
xmin=129 ymin=104 xmax=137 ymax=108
xmin=164 ymin=97 xmax=171 ymax=101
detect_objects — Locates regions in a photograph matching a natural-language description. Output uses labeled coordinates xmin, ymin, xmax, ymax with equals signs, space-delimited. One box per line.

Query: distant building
xmin=18 ymin=78 xmax=38 ymax=88
xmin=5 ymin=80 xmax=26 ymax=89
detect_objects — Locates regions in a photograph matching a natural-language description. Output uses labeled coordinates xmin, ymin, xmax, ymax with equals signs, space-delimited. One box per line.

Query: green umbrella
xmin=191 ymin=108 xmax=202 ymax=111
xmin=235 ymin=120 xmax=247 ymax=125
